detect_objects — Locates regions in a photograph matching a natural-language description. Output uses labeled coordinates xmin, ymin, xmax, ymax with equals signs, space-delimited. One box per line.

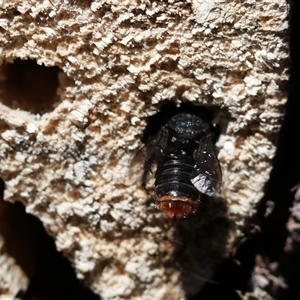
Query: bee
xmin=141 ymin=112 xmax=222 ymax=219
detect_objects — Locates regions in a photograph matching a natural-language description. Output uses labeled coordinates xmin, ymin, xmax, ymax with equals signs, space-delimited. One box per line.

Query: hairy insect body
xmin=142 ymin=113 xmax=222 ymax=219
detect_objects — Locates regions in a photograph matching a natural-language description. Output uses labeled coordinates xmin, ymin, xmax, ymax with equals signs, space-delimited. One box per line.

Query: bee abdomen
xmin=155 ymin=156 xmax=195 ymax=186
xmin=154 ymin=156 xmax=201 ymax=218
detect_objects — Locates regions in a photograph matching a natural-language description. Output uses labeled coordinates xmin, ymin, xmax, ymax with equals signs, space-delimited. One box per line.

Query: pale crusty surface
xmin=0 ymin=0 xmax=288 ymax=299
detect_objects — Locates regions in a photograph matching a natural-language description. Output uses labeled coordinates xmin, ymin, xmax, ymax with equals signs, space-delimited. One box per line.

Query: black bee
xmin=141 ymin=113 xmax=222 ymax=219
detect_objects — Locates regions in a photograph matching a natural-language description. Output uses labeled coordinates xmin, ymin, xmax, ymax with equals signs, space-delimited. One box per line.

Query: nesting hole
xmin=0 ymin=58 xmax=61 ymax=114
xmin=141 ymin=102 xmax=224 ymax=144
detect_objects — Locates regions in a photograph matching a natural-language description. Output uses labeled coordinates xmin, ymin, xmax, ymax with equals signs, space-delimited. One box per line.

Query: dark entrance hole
xmin=0 ymin=58 xmax=61 ymax=114
xmin=141 ymin=101 xmax=223 ymax=144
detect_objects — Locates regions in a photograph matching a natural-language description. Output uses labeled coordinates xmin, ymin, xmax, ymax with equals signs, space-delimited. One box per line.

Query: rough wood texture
xmin=0 ymin=1 xmax=288 ymax=299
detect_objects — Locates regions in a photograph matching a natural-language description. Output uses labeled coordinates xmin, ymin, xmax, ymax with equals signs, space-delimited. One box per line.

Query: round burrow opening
xmin=0 ymin=58 xmax=62 ymax=114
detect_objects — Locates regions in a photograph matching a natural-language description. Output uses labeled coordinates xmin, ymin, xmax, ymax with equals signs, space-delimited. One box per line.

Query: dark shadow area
xmin=0 ymin=58 xmax=61 ymax=114
xmin=173 ymin=197 xmax=234 ymax=298
xmin=190 ymin=239 xmax=255 ymax=300
xmin=0 ymin=178 xmax=101 ymax=300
